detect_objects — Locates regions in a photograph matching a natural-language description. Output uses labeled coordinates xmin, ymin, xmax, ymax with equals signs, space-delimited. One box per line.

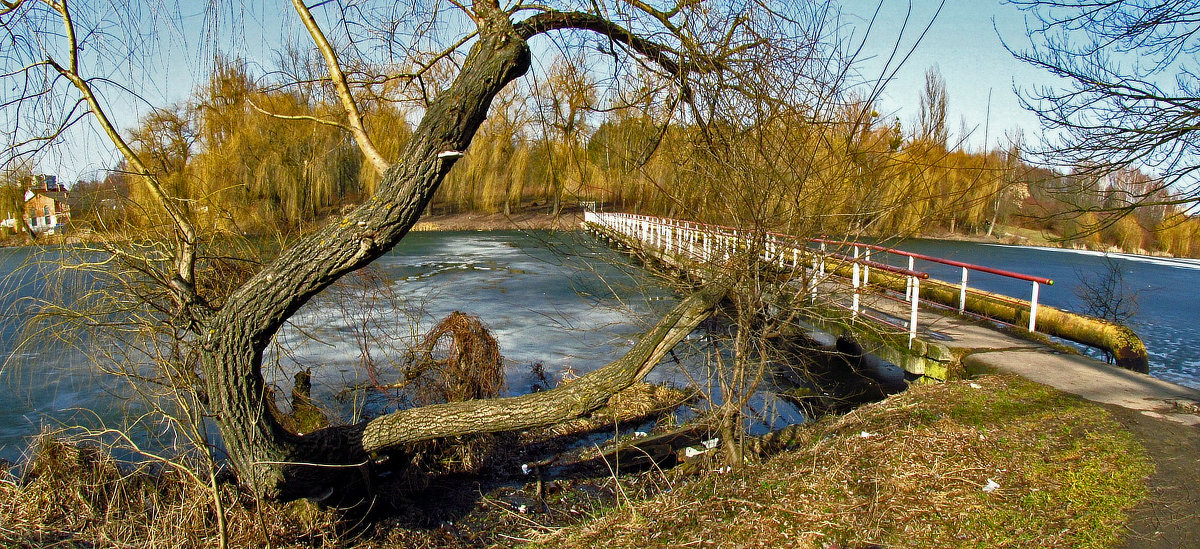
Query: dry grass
xmin=0 ymin=376 xmax=1152 ymax=548
xmin=544 ymin=375 xmax=1152 ymax=548
xmin=0 ymin=433 xmax=344 ymax=548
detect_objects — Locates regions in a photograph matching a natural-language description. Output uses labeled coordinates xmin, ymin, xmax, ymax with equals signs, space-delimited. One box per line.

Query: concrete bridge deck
xmin=864 ymin=292 xmax=1200 ymax=426
xmin=582 ymin=211 xmax=1200 ymax=426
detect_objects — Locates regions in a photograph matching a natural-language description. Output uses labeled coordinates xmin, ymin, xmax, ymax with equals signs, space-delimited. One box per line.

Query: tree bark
xmin=201 ymin=25 xmax=534 ymax=499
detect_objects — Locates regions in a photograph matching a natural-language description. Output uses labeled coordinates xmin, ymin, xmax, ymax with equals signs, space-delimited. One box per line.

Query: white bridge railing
xmin=584 ymin=211 xmax=928 ymax=345
xmin=583 ymin=211 xmax=1053 ymax=347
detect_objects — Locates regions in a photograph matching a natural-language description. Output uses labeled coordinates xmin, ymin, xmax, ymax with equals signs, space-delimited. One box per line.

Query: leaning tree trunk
xmin=197 ymin=16 xmax=728 ymax=500
xmin=200 ymin=27 xmax=535 ymax=500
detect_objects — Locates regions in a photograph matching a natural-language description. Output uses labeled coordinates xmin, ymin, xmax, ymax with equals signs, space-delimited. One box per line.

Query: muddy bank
xmin=411 ymin=211 xmax=583 ymax=232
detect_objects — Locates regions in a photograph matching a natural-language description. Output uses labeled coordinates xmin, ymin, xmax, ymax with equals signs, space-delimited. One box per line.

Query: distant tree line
xmin=67 ymin=58 xmax=1200 ymax=257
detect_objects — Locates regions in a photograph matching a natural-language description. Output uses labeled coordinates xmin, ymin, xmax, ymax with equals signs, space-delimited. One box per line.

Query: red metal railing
xmin=809 ymin=237 xmax=1052 ymax=331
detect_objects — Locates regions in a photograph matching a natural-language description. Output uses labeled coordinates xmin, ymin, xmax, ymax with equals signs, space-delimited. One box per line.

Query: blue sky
xmin=842 ymin=0 xmax=1051 ymax=152
xmin=37 ymin=0 xmax=1055 ymax=182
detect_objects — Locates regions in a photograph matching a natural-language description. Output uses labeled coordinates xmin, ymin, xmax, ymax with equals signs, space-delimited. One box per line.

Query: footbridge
xmin=582 ymin=211 xmax=1150 ymax=382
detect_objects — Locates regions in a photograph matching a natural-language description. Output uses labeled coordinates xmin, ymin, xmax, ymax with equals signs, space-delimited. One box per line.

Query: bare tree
xmin=1 ymin=0 xmax=840 ymax=501
xmin=916 ymin=66 xmax=948 ymax=149
xmin=1007 ymin=0 xmax=1200 ymax=214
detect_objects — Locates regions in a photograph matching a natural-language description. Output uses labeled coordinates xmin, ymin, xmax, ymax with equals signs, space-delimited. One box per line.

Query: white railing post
xmin=852 ymin=246 xmax=861 ymax=316
xmin=906 ymin=256 xmax=916 ymax=302
xmin=863 ymin=248 xmax=871 ymax=286
xmin=959 ymin=267 xmax=969 ymax=313
xmin=1029 ymin=281 xmax=1040 ymax=332
xmin=673 ymin=221 xmax=678 ymax=255
xmin=909 ymin=276 xmax=920 ymax=346
xmin=810 ymin=249 xmax=819 ymax=299
xmin=819 ymin=242 xmax=826 ymax=277
xmin=687 ymin=223 xmax=694 ymax=260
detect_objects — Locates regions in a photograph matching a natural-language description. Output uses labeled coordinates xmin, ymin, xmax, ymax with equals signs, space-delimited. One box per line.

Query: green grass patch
xmin=540 ymin=375 xmax=1152 ymax=548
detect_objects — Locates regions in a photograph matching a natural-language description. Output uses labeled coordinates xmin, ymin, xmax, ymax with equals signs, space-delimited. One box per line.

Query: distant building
xmin=1 ymin=174 xmax=72 ymax=234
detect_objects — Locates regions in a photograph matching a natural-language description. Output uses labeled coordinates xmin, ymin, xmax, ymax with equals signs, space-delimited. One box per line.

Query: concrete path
xmin=864 ymin=295 xmax=1200 ymax=426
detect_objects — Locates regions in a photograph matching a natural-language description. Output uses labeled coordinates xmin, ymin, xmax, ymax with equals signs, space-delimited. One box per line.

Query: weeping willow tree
xmin=0 ymin=161 xmax=33 ymax=237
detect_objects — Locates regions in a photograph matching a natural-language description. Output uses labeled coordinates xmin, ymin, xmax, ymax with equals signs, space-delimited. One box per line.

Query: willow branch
xmin=245 ymin=97 xmax=351 ymax=131
xmin=515 ymin=10 xmax=724 ymax=75
xmin=42 ymin=0 xmax=202 ymax=313
xmin=290 ymin=0 xmax=390 ymax=174
xmin=0 ymin=0 xmax=27 ymax=16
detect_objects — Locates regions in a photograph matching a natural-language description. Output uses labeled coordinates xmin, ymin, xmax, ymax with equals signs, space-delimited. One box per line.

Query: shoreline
xmin=414 ymin=213 xmax=1193 ymax=261
xmin=4 ymin=213 xmax=1191 ymax=261
xmin=409 ymin=210 xmax=584 ymax=232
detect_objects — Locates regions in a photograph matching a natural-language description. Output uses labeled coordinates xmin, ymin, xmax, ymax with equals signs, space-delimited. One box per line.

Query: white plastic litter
xmin=983 ymin=478 xmax=1000 ymax=493
xmin=634 ymin=431 xmax=649 ymax=438
xmin=520 ymin=463 xmax=531 ymax=475
xmin=684 ymin=446 xmax=706 ymax=458
xmin=859 ymin=431 xmax=874 ymax=438
xmin=969 ymin=382 xmax=983 ymax=389
xmin=702 ymin=438 xmax=720 ymax=449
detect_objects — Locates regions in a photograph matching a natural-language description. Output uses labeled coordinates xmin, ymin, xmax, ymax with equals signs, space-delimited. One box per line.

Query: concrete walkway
xmin=866 ymin=296 xmax=1200 ymax=426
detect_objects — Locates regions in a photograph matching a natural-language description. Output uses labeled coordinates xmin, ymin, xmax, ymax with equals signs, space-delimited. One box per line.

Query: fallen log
xmin=358 ymin=280 xmax=731 ymax=453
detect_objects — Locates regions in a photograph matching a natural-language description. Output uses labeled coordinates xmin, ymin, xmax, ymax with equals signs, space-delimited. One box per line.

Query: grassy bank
xmin=544 ymin=375 xmax=1151 ymax=548
xmin=0 ymin=375 xmax=1153 ymax=548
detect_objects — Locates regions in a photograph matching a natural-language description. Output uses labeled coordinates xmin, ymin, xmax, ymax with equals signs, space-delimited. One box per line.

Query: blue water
xmin=2 ymin=232 xmax=1198 ymax=463
xmin=0 ymin=231 xmax=776 ymax=463
xmin=886 ymin=239 xmax=1200 ymax=390
xmin=0 ymin=246 xmax=136 ymax=463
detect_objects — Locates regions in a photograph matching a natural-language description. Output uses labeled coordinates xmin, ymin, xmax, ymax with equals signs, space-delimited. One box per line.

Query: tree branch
xmin=515 ymin=10 xmax=705 ymax=76
xmin=0 ymin=0 xmax=27 ymax=17
xmin=245 ymin=96 xmax=352 ymax=131
xmin=42 ymin=0 xmax=203 ymax=315
xmin=291 ymin=0 xmax=390 ymax=174
xmin=359 ymin=281 xmax=728 ymax=452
